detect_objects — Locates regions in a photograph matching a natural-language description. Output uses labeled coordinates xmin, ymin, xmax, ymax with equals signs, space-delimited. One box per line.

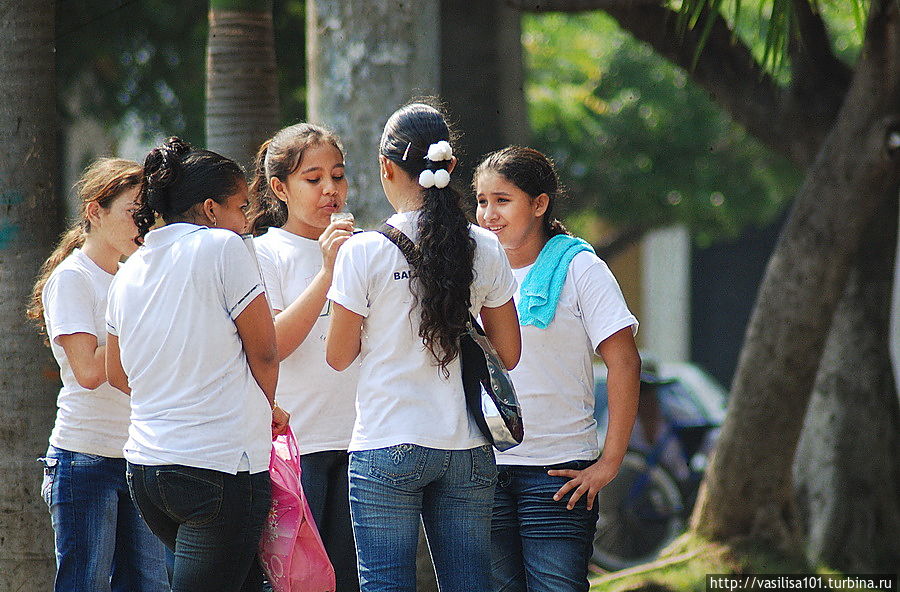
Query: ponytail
xmin=246 ymin=139 xmax=287 ymax=236
xmin=380 ymin=101 xmax=475 ymax=375
xmin=27 ymin=158 xmax=143 ymax=341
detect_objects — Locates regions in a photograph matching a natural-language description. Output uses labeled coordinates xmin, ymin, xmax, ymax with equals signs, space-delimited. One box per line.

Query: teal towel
xmin=519 ymin=234 xmax=595 ymax=328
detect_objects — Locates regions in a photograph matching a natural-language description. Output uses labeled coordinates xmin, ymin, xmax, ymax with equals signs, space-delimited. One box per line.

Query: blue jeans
xmin=126 ymin=462 xmax=271 ymax=592
xmin=301 ymin=450 xmax=358 ymax=592
xmin=39 ymin=447 xmax=168 ymax=592
xmin=349 ymin=444 xmax=497 ymax=592
xmin=490 ymin=460 xmax=600 ymax=592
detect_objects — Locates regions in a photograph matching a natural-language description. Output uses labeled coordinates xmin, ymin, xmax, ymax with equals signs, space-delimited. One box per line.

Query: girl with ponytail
xmin=28 ymin=158 xmax=169 ymax=592
xmin=474 ymin=146 xmax=640 ymax=592
xmin=105 ymin=137 xmax=289 ymax=592
xmin=325 ymin=102 xmax=521 ymax=592
xmin=247 ymin=123 xmax=358 ymax=592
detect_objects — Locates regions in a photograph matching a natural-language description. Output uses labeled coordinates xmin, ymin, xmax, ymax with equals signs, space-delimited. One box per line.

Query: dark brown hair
xmin=247 ymin=123 xmax=345 ymax=236
xmin=381 ymin=102 xmax=474 ymax=375
xmin=474 ymin=146 xmax=570 ymax=238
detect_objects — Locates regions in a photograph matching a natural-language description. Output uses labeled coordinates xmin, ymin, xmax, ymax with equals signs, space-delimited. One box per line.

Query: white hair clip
xmin=418 ymin=168 xmax=451 ymax=189
xmin=402 ymin=142 xmax=411 ymax=161
xmin=426 ymin=140 xmax=452 ymax=162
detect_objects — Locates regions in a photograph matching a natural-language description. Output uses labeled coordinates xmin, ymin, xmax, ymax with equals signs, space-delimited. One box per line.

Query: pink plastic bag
xmin=259 ymin=427 xmax=336 ymax=592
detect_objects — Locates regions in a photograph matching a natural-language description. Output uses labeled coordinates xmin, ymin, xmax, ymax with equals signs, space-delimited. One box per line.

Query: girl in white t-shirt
xmin=105 ymin=137 xmax=289 ymax=592
xmin=247 ymin=123 xmax=357 ymax=592
xmin=474 ymin=146 xmax=640 ymax=592
xmin=27 ymin=159 xmax=168 ymax=592
xmin=325 ymin=102 xmax=522 ymax=592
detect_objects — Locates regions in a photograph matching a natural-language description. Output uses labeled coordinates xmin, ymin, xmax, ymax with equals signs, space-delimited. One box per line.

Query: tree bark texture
xmin=440 ymin=0 xmax=529 ymax=189
xmin=206 ymin=0 xmax=279 ymax=172
xmin=793 ymin=195 xmax=900 ymax=572
xmin=690 ymin=0 xmax=900 ymax=546
xmin=0 ymin=1 xmax=59 ymax=588
xmin=306 ymin=0 xmax=440 ymax=225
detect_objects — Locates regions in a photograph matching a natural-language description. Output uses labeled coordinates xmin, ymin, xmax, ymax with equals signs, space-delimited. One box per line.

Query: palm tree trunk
xmin=0 ymin=1 xmax=59 ymax=587
xmin=206 ymin=0 xmax=279 ymax=171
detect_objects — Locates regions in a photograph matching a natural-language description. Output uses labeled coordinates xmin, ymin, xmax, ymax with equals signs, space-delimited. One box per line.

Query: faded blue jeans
xmin=349 ymin=444 xmax=497 ymax=592
xmin=40 ymin=446 xmax=169 ymax=592
xmin=490 ymin=460 xmax=600 ymax=592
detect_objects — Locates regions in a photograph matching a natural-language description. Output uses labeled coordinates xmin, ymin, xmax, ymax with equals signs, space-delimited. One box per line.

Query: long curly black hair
xmin=381 ymin=102 xmax=475 ymax=375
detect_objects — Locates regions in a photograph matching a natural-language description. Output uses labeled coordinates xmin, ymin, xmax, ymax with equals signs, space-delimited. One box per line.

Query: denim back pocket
xmin=366 ymin=444 xmax=429 ymax=486
xmin=470 ymin=444 xmax=498 ymax=486
xmin=156 ymin=467 xmax=224 ymax=526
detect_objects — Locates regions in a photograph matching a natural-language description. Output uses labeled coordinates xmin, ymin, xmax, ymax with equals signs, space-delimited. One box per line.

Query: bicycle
xmin=591 ymin=363 xmax=725 ymax=572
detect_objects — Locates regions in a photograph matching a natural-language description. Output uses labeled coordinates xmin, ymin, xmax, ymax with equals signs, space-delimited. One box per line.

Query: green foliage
xmin=57 ymin=0 xmax=306 ymax=145
xmin=524 ymin=12 xmax=800 ymax=246
xmin=671 ymin=0 xmax=867 ymax=74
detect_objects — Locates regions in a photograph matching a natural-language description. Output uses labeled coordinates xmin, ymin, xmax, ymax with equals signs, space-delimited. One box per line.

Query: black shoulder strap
xmin=378 ymin=223 xmax=479 ymax=330
xmin=377 ymin=222 xmax=419 ymax=265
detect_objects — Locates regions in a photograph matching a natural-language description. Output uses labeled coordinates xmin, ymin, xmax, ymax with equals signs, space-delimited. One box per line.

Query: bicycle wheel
xmin=591 ymin=450 xmax=685 ymax=571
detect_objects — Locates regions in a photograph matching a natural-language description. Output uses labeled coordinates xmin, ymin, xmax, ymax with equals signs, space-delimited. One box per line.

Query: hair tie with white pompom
xmin=418 ymin=168 xmax=451 ymax=189
xmin=418 ymin=141 xmax=453 ymax=189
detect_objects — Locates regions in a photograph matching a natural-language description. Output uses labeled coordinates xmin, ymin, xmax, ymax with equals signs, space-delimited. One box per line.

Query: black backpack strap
xmin=377 ymin=222 xmax=420 ymax=266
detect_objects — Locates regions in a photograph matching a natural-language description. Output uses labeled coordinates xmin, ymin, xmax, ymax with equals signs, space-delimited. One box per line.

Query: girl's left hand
xmin=271 ymin=405 xmax=291 ymax=437
xmin=548 ymin=457 xmax=620 ymax=510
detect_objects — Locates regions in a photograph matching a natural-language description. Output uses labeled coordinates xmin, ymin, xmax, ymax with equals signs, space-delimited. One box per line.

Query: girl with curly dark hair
xmin=325 ymin=102 xmax=521 ymax=592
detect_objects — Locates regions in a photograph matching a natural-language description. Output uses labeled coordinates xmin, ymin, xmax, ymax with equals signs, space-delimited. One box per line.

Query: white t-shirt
xmin=327 ymin=210 xmax=517 ymax=452
xmin=254 ymin=227 xmax=358 ymax=454
xmin=495 ymin=250 xmax=638 ymax=466
xmin=106 ymin=223 xmax=271 ymax=474
xmin=43 ymin=249 xmax=131 ymax=458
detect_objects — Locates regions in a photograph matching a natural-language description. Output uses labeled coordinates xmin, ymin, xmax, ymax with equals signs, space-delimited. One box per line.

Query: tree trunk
xmin=440 ymin=0 xmax=529 ymax=185
xmin=690 ymin=0 xmax=900 ymax=548
xmin=793 ymin=194 xmax=900 ymax=572
xmin=0 ymin=1 xmax=59 ymax=587
xmin=306 ymin=0 xmax=440 ymax=226
xmin=206 ymin=0 xmax=279 ymax=171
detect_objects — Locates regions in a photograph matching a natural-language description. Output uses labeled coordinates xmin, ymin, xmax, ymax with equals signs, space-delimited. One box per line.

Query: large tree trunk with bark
xmin=793 ymin=195 xmax=900 ymax=572
xmin=206 ymin=0 xmax=279 ymax=171
xmin=690 ymin=0 xmax=900 ymax=547
xmin=0 ymin=1 xmax=59 ymax=587
xmin=306 ymin=0 xmax=440 ymax=226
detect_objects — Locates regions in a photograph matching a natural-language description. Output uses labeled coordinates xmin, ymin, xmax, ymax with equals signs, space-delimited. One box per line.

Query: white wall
xmin=640 ymin=224 xmax=691 ymax=363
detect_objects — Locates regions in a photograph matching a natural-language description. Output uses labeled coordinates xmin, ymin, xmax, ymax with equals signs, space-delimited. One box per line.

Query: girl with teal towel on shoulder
xmin=474 ymin=146 xmax=641 ymax=592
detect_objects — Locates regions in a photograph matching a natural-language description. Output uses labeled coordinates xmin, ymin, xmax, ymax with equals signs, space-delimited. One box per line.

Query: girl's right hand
xmin=318 ymin=220 xmax=354 ymax=275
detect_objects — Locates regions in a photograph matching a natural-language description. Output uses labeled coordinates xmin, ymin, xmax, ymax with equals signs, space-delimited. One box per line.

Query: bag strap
xmin=377 ymin=223 xmax=478 ymax=330
xmin=377 ymin=223 xmax=418 ymax=265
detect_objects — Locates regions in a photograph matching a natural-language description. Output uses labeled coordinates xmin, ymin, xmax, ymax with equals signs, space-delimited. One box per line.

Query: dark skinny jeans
xmin=126 ymin=463 xmax=271 ymax=592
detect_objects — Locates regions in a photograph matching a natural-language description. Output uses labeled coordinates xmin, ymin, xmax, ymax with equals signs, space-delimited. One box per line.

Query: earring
xmin=210 ymin=214 xmax=217 ymax=226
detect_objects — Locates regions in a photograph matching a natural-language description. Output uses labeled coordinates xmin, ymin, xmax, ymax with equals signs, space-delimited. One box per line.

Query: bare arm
xmin=105 ymin=333 xmax=130 ymax=395
xmin=325 ymin=302 xmax=363 ymax=371
xmin=549 ymin=326 xmax=640 ymax=509
xmin=272 ymin=221 xmax=353 ymax=361
xmin=479 ymin=298 xmax=521 ymax=370
xmin=58 ymin=332 xmax=106 ymax=390
xmin=234 ymin=293 xmax=289 ymax=435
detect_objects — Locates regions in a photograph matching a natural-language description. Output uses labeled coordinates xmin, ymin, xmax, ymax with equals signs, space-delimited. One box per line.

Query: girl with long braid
xmin=326 ymin=102 xmax=522 ymax=592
